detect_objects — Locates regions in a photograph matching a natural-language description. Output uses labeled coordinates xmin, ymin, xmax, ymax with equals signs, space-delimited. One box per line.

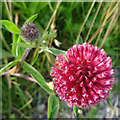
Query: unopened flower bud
xmin=50 ymin=23 xmax=56 ymax=31
xmin=21 ymin=22 xmax=40 ymax=43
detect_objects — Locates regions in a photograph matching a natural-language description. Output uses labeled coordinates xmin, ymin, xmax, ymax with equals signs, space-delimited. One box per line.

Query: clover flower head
xmin=50 ymin=43 xmax=115 ymax=107
xmin=21 ymin=22 xmax=40 ymax=43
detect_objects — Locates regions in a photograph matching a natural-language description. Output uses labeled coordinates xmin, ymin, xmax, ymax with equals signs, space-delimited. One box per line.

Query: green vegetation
xmin=1 ymin=1 xmax=119 ymax=119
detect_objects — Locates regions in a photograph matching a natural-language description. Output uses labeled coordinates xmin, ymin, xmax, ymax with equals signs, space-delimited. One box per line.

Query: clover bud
xmin=20 ymin=22 xmax=40 ymax=43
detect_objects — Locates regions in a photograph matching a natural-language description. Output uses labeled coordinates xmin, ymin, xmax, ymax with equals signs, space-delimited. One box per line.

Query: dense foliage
xmin=1 ymin=1 xmax=119 ymax=119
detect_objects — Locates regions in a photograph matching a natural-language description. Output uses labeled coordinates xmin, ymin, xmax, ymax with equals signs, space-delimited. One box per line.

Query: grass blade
xmin=25 ymin=14 xmax=38 ymax=23
xmin=0 ymin=60 xmax=19 ymax=76
xmin=16 ymin=36 xmax=22 ymax=58
xmin=73 ymin=105 xmax=79 ymax=116
xmin=76 ymin=1 xmax=95 ymax=42
xmin=85 ymin=1 xmax=102 ymax=42
xmin=12 ymin=34 xmax=18 ymax=56
xmin=48 ymin=95 xmax=59 ymax=119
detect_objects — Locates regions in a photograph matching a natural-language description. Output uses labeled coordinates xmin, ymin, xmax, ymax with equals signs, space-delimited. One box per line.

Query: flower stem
xmin=16 ymin=47 xmax=31 ymax=71
xmin=9 ymin=47 xmax=32 ymax=74
xmin=20 ymin=48 xmax=31 ymax=63
xmin=2 ymin=72 xmax=37 ymax=83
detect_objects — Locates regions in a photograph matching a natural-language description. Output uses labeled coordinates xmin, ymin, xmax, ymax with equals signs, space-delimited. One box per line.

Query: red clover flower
xmin=50 ymin=43 xmax=115 ymax=107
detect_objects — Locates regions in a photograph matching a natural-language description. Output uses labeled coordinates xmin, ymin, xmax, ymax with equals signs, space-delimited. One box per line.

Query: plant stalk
xmin=9 ymin=48 xmax=31 ymax=74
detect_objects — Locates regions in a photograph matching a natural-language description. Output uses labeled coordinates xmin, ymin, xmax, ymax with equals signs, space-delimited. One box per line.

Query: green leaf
xmin=22 ymin=62 xmax=45 ymax=82
xmin=73 ymin=105 xmax=78 ymax=116
xmin=76 ymin=35 xmax=83 ymax=45
xmin=16 ymin=36 xmax=22 ymax=58
xmin=48 ymin=95 xmax=59 ymax=119
xmin=49 ymin=48 xmax=66 ymax=56
xmin=40 ymin=47 xmax=66 ymax=57
xmin=10 ymin=114 xmax=16 ymax=118
xmin=12 ymin=34 xmax=18 ymax=56
xmin=22 ymin=62 xmax=54 ymax=95
xmin=42 ymin=31 xmax=56 ymax=40
xmin=11 ymin=42 xmax=35 ymax=48
xmin=25 ymin=14 xmax=38 ymax=23
xmin=0 ymin=20 xmax=20 ymax=34
xmin=31 ymin=48 xmax=39 ymax=65
xmin=0 ymin=60 xmax=19 ymax=76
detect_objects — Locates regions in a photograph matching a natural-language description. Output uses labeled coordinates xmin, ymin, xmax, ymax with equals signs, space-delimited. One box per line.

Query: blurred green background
xmin=1 ymin=2 xmax=119 ymax=118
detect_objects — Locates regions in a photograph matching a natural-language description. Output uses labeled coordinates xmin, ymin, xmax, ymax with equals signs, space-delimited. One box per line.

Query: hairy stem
xmin=2 ymin=72 xmax=37 ymax=84
xmin=20 ymin=48 xmax=31 ymax=63
xmin=9 ymin=48 xmax=32 ymax=74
